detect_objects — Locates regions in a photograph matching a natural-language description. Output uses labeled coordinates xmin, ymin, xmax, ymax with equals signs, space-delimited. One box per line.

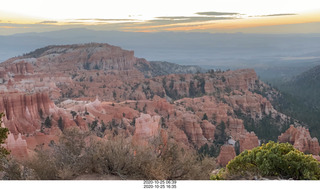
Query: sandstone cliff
xmin=0 ymin=92 xmax=57 ymax=134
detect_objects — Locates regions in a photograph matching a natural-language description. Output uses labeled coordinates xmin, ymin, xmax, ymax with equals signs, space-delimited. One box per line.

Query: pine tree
xmin=0 ymin=113 xmax=9 ymax=160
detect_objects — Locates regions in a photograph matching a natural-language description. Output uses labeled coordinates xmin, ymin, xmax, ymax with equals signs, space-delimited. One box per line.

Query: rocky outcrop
xmin=5 ymin=62 xmax=34 ymax=75
xmin=278 ymin=125 xmax=320 ymax=155
xmin=135 ymin=60 xmax=203 ymax=77
xmin=2 ymin=43 xmax=136 ymax=72
xmin=239 ymin=132 xmax=259 ymax=152
xmin=172 ymin=112 xmax=207 ymax=147
xmin=224 ymin=91 xmax=275 ymax=120
xmin=200 ymin=120 xmax=215 ymax=142
xmin=0 ymin=92 xmax=57 ymax=134
xmin=224 ymin=69 xmax=258 ymax=91
xmin=132 ymin=113 xmax=162 ymax=146
xmin=217 ymin=145 xmax=236 ymax=166
xmin=3 ymin=133 xmax=28 ymax=159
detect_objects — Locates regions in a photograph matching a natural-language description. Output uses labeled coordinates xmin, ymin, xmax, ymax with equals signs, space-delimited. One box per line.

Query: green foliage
xmin=214 ymin=121 xmax=227 ymax=145
xmin=202 ymin=113 xmax=208 ymax=120
xmin=272 ymin=90 xmax=320 ymax=140
xmin=189 ymin=80 xmax=196 ymax=97
xmin=215 ymin=141 xmax=320 ymax=180
xmin=24 ymin=128 xmax=215 ymax=180
xmin=234 ymin=141 xmax=240 ymax=155
xmin=189 ymin=77 xmax=206 ymax=98
xmin=70 ymin=111 xmax=77 ymax=120
xmin=58 ymin=117 xmax=64 ymax=131
xmin=113 ymin=90 xmax=117 ymax=99
xmin=83 ymin=62 xmax=91 ymax=70
xmin=235 ymin=110 xmax=289 ymax=143
xmin=221 ymin=76 xmax=226 ymax=82
xmin=100 ymin=120 xmax=107 ymax=133
xmin=210 ymin=168 xmax=225 ymax=180
xmin=198 ymin=121 xmax=228 ymax=158
xmin=198 ymin=143 xmax=220 ymax=158
xmin=88 ymin=120 xmax=98 ymax=131
xmin=0 ymin=113 xmax=10 ymax=160
xmin=269 ymin=66 xmax=320 ymax=140
xmin=44 ymin=116 xmax=52 ymax=128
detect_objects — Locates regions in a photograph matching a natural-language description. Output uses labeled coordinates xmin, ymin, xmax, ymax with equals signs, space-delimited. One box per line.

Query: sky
xmin=0 ymin=0 xmax=320 ymax=35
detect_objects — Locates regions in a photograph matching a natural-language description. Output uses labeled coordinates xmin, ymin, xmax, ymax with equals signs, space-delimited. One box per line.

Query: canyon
xmin=0 ymin=43 xmax=319 ymax=166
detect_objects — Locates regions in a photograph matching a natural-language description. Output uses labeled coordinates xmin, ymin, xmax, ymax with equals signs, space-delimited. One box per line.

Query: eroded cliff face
xmin=132 ymin=114 xmax=163 ymax=146
xmin=279 ymin=125 xmax=320 ymax=155
xmin=0 ymin=92 xmax=57 ymax=134
xmin=2 ymin=43 xmax=137 ymax=72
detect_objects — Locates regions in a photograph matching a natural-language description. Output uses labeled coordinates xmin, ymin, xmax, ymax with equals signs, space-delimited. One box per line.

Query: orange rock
xmin=0 ymin=92 xmax=57 ymax=134
xmin=3 ymin=133 xmax=28 ymax=160
xmin=132 ymin=113 xmax=161 ymax=146
xmin=217 ymin=145 xmax=236 ymax=166
xmin=239 ymin=132 xmax=259 ymax=152
xmin=200 ymin=120 xmax=215 ymax=142
xmin=278 ymin=125 xmax=320 ymax=155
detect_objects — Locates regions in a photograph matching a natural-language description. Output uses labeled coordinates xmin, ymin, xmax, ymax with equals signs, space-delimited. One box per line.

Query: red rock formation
xmin=217 ymin=145 xmax=236 ymax=166
xmin=132 ymin=113 xmax=162 ymax=146
xmin=1 ymin=43 xmax=137 ymax=72
xmin=239 ymin=132 xmax=259 ymax=152
xmin=224 ymin=69 xmax=258 ymax=91
xmin=200 ymin=120 xmax=215 ymax=142
xmin=172 ymin=113 xmax=207 ymax=147
xmin=224 ymin=92 xmax=274 ymax=120
xmin=278 ymin=125 xmax=320 ymax=155
xmin=0 ymin=92 xmax=57 ymax=134
xmin=6 ymin=62 xmax=34 ymax=75
xmin=167 ymin=125 xmax=189 ymax=146
xmin=3 ymin=133 xmax=28 ymax=160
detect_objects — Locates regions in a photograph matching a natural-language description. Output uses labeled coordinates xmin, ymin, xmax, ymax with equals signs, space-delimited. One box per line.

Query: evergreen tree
xmin=202 ymin=113 xmax=208 ymax=120
xmin=0 ymin=113 xmax=9 ymax=160
xmin=70 ymin=111 xmax=77 ymax=120
xmin=214 ymin=121 xmax=227 ymax=145
xmin=44 ymin=116 xmax=52 ymax=128
xmin=58 ymin=117 xmax=64 ymax=131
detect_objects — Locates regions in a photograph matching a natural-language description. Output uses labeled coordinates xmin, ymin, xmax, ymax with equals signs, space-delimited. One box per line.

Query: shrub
xmin=212 ymin=141 xmax=320 ymax=180
xmin=27 ymin=148 xmax=59 ymax=179
xmin=27 ymin=127 xmax=90 ymax=179
xmin=1 ymin=157 xmax=38 ymax=180
xmin=14 ymin=127 xmax=216 ymax=180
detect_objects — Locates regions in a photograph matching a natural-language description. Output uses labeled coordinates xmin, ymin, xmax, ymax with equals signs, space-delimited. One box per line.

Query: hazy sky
xmin=0 ymin=0 xmax=320 ymax=35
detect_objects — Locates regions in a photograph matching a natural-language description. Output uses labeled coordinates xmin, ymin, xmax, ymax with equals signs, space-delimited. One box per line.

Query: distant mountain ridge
xmin=284 ymin=64 xmax=320 ymax=107
xmin=270 ymin=64 xmax=320 ymax=140
xmin=2 ymin=28 xmax=320 ymax=77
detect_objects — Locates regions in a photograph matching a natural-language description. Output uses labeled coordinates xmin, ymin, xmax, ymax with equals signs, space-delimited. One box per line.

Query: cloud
xmin=74 ymin=18 xmax=138 ymax=22
xmin=39 ymin=21 xmax=58 ymax=24
xmin=142 ymin=15 xmax=238 ymax=26
xmin=196 ymin=11 xmax=240 ymax=16
xmin=252 ymin=13 xmax=297 ymax=17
